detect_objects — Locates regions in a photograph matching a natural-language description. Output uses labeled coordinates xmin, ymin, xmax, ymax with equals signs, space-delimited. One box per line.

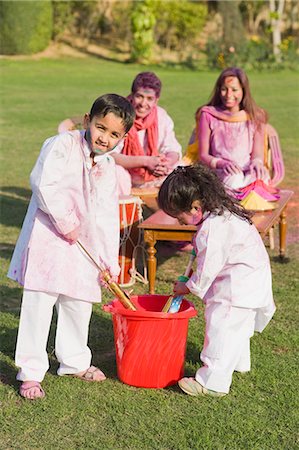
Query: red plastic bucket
xmin=103 ymin=294 xmax=197 ymax=388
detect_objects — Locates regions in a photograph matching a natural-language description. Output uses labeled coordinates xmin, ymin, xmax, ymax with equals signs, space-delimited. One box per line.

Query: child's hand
xmin=64 ymin=227 xmax=80 ymax=244
xmin=173 ymin=281 xmax=190 ymax=296
xmin=99 ymin=272 xmax=119 ymax=289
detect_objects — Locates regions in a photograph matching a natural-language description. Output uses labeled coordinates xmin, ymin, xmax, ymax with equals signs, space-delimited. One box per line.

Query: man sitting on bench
xmin=111 ymin=71 xmax=182 ymax=195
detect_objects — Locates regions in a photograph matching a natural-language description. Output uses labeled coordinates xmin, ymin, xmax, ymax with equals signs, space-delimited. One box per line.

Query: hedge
xmin=0 ymin=1 xmax=53 ymax=55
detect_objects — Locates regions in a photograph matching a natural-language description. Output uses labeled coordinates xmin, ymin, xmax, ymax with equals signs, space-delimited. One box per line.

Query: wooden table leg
xmin=144 ymin=230 xmax=157 ymax=294
xmin=279 ymin=207 xmax=287 ymax=258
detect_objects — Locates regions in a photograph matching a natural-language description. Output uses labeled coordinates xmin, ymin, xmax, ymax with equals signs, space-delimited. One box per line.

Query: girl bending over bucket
xmin=158 ymin=163 xmax=275 ymax=396
xmin=8 ymin=94 xmax=135 ymax=400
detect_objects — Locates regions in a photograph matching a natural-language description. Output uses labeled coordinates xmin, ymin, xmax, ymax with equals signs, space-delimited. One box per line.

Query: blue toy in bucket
xmin=163 ymin=249 xmax=196 ymax=313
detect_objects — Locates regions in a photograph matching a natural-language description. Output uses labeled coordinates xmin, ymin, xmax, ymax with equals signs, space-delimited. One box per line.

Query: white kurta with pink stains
xmin=186 ymin=212 xmax=275 ymax=333
xmin=8 ymin=130 xmax=120 ymax=303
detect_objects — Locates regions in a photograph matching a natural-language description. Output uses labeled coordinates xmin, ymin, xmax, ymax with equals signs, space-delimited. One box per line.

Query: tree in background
xmin=52 ymin=1 xmax=74 ymax=40
xmin=269 ymin=0 xmax=285 ymax=62
xmin=1 ymin=0 xmax=296 ymax=69
xmin=206 ymin=0 xmax=298 ymax=70
xmin=0 ymin=0 xmax=53 ymax=55
xmin=154 ymin=0 xmax=207 ymax=55
xmin=130 ymin=0 xmax=156 ymax=63
xmin=218 ymin=0 xmax=246 ymax=52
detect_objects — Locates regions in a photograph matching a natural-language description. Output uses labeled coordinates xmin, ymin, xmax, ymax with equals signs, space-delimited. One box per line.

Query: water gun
xmin=77 ymin=240 xmax=137 ymax=311
xmin=162 ymin=248 xmax=196 ymax=313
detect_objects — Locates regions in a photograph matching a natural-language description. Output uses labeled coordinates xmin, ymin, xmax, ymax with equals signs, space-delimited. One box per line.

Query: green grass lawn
xmin=0 ymin=56 xmax=298 ymax=449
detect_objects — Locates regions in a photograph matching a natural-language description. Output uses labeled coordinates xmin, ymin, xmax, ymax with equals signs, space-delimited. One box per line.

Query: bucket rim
xmin=103 ymin=294 xmax=197 ymax=319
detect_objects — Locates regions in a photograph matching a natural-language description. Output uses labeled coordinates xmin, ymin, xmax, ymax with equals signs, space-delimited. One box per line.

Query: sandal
xmin=72 ymin=365 xmax=106 ymax=382
xmin=19 ymin=381 xmax=45 ymax=400
xmin=178 ymin=377 xmax=226 ymax=397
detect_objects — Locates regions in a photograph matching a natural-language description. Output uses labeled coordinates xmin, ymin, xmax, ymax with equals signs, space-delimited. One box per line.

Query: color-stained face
xmin=84 ymin=112 xmax=127 ymax=155
xmin=131 ymin=87 xmax=158 ymax=119
xmin=176 ymin=200 xmax=203 ymax=226
xmin=220 ymin=76 xmax=243 ymax=112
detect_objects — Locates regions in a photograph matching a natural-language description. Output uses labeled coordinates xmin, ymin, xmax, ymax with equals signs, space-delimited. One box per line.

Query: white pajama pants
xmin=196 ymin=302 xmax=256 ymax=394
xmin=15 ymin=289 xmax=93 ymax=382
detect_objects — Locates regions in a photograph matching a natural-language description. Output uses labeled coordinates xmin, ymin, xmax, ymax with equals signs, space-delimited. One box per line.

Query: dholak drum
xmin=118 ymin=195 xmax=143 ymax=288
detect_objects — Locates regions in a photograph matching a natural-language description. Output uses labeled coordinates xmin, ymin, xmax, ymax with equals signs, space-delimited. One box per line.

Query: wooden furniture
xmin=266 ymin=124 xmax=285 ymax=187
xmin=131 ymin=187 xmax=159 ymax=211
xmin=138 ymin=190 xmax=293 ymax=294
xmin=58 ymin=116 xmax=84 ymax=133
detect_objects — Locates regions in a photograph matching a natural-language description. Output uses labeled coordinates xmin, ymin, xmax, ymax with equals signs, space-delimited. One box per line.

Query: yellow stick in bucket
xmin=77 ymin=240 xmax=137 ymax=311
xmin=161 ymin=296 xmax=174 ymax=313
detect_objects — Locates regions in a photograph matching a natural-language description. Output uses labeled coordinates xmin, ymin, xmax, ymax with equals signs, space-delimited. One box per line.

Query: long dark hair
xmin=158 ymin=163 xmax=252 ymax=224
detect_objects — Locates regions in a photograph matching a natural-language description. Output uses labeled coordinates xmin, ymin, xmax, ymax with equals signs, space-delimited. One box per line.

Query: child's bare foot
xmin=19 ymin=381 xmax=45 ymax=400
xmin=72 ymin=365 xmax=106 ymax=382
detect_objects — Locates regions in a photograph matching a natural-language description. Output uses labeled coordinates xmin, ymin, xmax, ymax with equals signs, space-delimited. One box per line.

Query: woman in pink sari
xmin=197 ymin=67 xmax=269 ymax=190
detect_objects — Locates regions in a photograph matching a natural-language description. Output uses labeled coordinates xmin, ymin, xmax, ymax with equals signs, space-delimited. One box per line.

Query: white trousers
xmin=15 ymin=289 xmax=93 ymax=382
xmin=196 ymin=303 xmax=256 ymax=394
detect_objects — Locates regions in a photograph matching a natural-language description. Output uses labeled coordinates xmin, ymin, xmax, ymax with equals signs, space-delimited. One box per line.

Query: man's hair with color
xmin=131 ymin=72 xmax=162 ymax=98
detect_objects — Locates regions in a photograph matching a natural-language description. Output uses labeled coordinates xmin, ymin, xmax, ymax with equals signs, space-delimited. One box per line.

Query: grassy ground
xmin=0 ymin=57 xmax=298 ymax=449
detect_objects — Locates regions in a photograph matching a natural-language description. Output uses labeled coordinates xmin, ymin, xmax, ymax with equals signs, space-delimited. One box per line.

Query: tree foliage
xmin=52 ymin=1 xmax=74 ymax=39
xmin=0 ymin=1 xmax=53 ymax=55
xmin=154 ymin=0 xmax=207 ymax=52
xmin=130 ymin=0 xmax=156 ymax=63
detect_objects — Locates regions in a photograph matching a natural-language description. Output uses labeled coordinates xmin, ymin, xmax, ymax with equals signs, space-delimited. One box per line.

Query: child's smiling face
xmin=84 ymin=112 xmax=127 ymax=155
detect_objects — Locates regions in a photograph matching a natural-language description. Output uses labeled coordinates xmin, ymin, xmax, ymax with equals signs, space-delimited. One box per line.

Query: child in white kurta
xmin=8 ymin=94 xmax=135 ymax=399
xmin=158 ymin=163 xmax=276 ymax=396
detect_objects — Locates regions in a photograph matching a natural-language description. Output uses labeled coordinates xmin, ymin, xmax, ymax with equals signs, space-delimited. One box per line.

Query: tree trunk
xmin=269 ymin=0 xmax=285 ymax=62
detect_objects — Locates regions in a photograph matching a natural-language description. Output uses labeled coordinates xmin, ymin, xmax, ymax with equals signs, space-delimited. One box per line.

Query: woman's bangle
xmin=209 ymin=157 xmax=221 ymax=169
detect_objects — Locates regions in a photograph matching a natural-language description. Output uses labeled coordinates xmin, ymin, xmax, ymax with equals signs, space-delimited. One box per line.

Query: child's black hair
xmin=158 ymin=163 xmax=252 ymax=224
xmin=89 ymin=94 xmax=135 ymax=133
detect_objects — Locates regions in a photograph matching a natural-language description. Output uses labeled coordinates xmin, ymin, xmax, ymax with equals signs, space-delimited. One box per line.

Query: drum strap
xmin=129 ymin=242 xmax=148 ymax=285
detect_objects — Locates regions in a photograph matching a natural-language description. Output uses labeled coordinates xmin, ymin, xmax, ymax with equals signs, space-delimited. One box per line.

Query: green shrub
xmin=154 ymin=0 xmax=207 ymax=52
xmin=0 ymin=1 xmax=53 ymax=55
xmin=206 ymin=36 xmax=299 ymax=71
xmin=130 ymin=0 xmax=156 ymax=63
xmin=52 ymin=1 xmax=74 ymax=40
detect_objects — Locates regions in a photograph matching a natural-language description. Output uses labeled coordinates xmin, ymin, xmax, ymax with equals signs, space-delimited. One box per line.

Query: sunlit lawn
xmin=0 ymin=56 xmax=298 ymax=449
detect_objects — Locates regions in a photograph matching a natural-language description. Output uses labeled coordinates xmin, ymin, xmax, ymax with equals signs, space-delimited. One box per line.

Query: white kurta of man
xmin=112 ymin=106 xmax=182 ymax=194
xmin=113 ymin=106 xmax=182 ymax=157
xmin=8 ymin=130 xmax=120 ymax=303
xmin=186 ymin=212 xmax=276 ymax=333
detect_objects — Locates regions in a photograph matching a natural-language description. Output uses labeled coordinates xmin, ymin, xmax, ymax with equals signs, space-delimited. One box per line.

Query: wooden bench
xmin=138 ymin=189 xmax=294 ymax=293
